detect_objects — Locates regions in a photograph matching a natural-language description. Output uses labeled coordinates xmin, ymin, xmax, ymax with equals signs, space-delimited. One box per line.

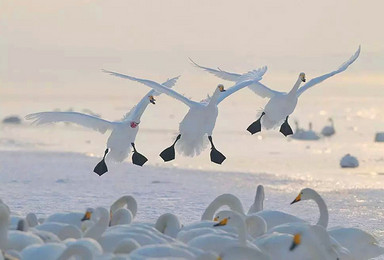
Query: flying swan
xmin=102 ymin=66 xmax=267 ymax=164
xmin=25 ymin=76 xmax=179 ymax=176
xmin=190 ymin=46 xmax=360 ymax=136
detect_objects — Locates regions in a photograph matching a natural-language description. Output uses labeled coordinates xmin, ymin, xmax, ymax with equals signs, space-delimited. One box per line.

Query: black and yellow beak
xmin=213 ymin=217 xmax=219 ymax=221
xmin=81 ymin=210 xmax=92 ymax=221
xmin=213 ymin=217 xmax=228 ymax=227
xmin=302 ymin=77 xmax=306 ymax=82
xmin=218 ymin=85 xmax=226 ymax=92
xmin=290 ymin=193 xmax=301 ymax=205
xmin=149 ymin=95 xmax=156 ymax=104
xmin=289 ymin=233 xmax=301 ymax=251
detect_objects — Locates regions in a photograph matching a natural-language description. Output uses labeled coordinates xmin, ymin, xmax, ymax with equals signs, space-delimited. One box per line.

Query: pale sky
xmin=1 ymin=0 xmax=383 ymax=95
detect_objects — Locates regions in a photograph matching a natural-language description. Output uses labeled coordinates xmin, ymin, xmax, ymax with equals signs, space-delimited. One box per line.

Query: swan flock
xmin=25 ymin=46 xmax=360 ymax=174
xmin=0 ymin=186 xmax=382 ymax=260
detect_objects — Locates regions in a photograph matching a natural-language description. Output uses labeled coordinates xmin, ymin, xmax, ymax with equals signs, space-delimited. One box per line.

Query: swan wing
xmin=248 ymin=81 xmax=285 ymax=98
xmin=103 ymin=70 xmax=199 ymax=108
xmin=296 ymin=46 xmax=361 ymax=97
xmin=25 ymin=112 xmax=114 ymax=134
xmin=189 ymin=58 xmax=241 ymax=82
xmin=217 ymin=66 xmax=268 ymax=104
xmin=128 ymin=76 xmax=181 ymax=120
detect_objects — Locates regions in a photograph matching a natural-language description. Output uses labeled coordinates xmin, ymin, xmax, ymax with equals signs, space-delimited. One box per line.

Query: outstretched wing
xmin=217 ymin=66 xmax=268 ymax=104
xmin=296 ymin=46 xmax=361 ymax=97
xmin=189 ymin=58 xmax=241 ymax=82
xmin=128 ymin=76 xmax=181 ymax=120
xmin=103 ymin=70 xmax=199 ymax=108
xmin=190 ymin=58 xmax=280 ymax=99
xmin=247 ymin=81 xmax=286 ymax=98
xmin=25 ymin=112 xmax=114 ymax=134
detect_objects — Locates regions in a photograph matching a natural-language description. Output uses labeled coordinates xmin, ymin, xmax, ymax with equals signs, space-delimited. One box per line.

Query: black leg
xmin=208 ymin=136 xmax=226 ymax=165
xmin=94 ymin=148 xmax=109 ymax=176
xmin=131 ymin=143 xmax=148 ymax=167
xmin=247 ymin=112 xmax=265 ymax=135
xmin=280 ymin=116 xmax=293 ymax=137
xmin=159 ymin=134 xmax=181 ymax=162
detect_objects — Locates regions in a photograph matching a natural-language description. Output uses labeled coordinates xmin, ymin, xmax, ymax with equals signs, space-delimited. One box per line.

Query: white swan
xmin=103 ymin=67 xmax=267 ymax=164
xmin=291 ymin=188 xmax=384 ymax=259
xmin=255 ymin=226 xmax=340 ymax=260
xmin=16 ymin=219 xmax=60 ymax=243
xmin=44 ymin=208 xmax=93 ymax=229
xmin=201 ymin=193 xmax=245 ymax=220
xmin=190 ymin=46 xmax=360 ymax=136
xmin=83 ymin=207 xmax=110 ymax=240
xmin=248 ymin=185 xmax=305 ymax=229
xmin=321 ymin=118 xmax=336 ymax=137
xmin=188 ymin=211 xmax=269 ymax=259
xmin=0 ymin=202 xmax=43 ymax=252
xmin=155 ymin=213 xmax=182 ymax=238
xmin=26 ymin=76 xmax=180 ymax=175
xmin=300 ymin=122 xmax=321 ymax=140
xmin=110 ymin=195 xmax=137 ymax=226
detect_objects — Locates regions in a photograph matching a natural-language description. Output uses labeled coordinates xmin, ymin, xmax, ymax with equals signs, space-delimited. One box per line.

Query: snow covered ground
xmin=1 ymin=80 xmax=384 ymax=258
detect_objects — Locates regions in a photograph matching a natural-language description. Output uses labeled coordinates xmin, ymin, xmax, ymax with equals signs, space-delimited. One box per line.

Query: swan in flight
xmin=103 ymin=66 xmax=267 ymax=164
xmin=189 ymin=46 xmax=360 ymax=136
xmin=25 ymin=76 xmax=179 ymax=176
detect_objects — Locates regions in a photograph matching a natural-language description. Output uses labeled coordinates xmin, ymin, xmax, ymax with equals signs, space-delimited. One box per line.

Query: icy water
xmin=1 ymin=81 xmax=384 ymax=258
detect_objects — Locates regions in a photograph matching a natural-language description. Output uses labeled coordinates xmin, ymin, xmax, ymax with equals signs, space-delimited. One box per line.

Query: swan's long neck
xmin=288 ymin=76 xmax=302 ymax=96
xmin=312 ymin=191 xmax=329 ymax=228
xmin=254 ymin=186 xmax=264 ymax=212
xmin=111 ymin=196 xmax=138 ymax=218
xmin=83 ymin=207 xmax=109 ymax=240
xmin=207 ymin=88 xmax=221 ymax=107
xmin=201 ymin=194 xmax=245 ymax=220
xmin=130 ymin=94 xmax=152 ymax=122
xmin=57 ymin=244 xmax=93 ymax=260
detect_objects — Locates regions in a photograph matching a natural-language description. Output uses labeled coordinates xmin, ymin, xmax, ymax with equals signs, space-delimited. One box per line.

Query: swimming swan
xmin=26 ymin=76 xmax=180 ymax=176
xmin=103 ymin=67 xmax=267 ymax=164
xmin=190 ymin=46 xmax=360 ymax=136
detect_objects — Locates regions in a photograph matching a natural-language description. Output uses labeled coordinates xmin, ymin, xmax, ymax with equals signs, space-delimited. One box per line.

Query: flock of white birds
xmin=25 ymin=46 xmax=360 ymax=176
xmin=0 ymin=185 xmax=383 ymax=260
xmin=3 ymin=45 xmax=378 ymax=259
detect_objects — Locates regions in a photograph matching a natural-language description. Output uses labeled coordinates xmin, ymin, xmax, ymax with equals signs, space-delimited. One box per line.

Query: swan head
xmin=299 ymin=72 xmax=306 ymax=82
xmin=213 ymin=210 xmax=244 ymax=229
xmin=217 ymin=84 xmax=226 ymax=92
xmin=290 ymin=188 xmax=316 ymax=204
xmin=149 ymin=95 xmax=156 ymax=104
xmin=81 ymin=208 xmax=93 ymax=221
xmin=289 ymin=233 xmax=301 ymax=251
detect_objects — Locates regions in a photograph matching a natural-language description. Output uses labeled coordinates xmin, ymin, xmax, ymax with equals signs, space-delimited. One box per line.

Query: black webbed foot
xmin=131 ymin=143 xmax=148 ymax=166
xmin=159 ymin=134 xmax=181 ymax=162
xmin=280 ymin=116 xmax=293 ymax=137
xmin=208 ymin=136 xmax=226 ymax=165
xmin=94 ymin=148 xmax=109 ymax=176
xmin=247 ymin=112 xmax=265 ymax=135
